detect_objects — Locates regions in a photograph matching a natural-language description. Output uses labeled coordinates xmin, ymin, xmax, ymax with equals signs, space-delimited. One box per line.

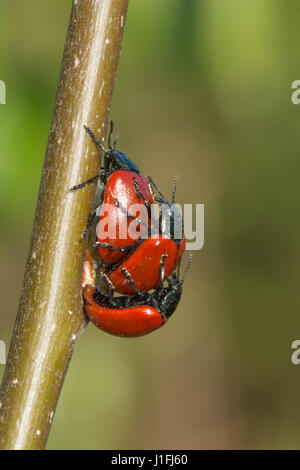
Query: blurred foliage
xmin=1 ymin=0 xmax=300 ymax=449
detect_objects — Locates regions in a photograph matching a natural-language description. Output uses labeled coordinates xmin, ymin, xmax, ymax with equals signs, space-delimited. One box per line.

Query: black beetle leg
xmin=80 ymin=210 xmax=97 ymax=241
xmin=94 ymin=242 xmax=130 ymax=253
xmin=112 ymin=195 xmax=149 ymax=231
xmin=69 ymin=172 xmax=104 ymax=192
xmin=98 ymin=271 xmax=116 ymax=299
xmin=132 ymin=177 xmax=152 ymax=218
xmin=120 ymin=268 xmax=141 ymax=295
xmin=147 ymin=176 xmax=169 ymax=205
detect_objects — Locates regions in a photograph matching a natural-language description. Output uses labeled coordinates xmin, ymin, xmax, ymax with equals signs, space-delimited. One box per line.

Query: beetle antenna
xmin=172 ymin=174 xmax=178 ymax=205
xmin=177 ymin=252 xmax=183 ymax=278
xmin=113 ymin=126 xmax=119 ymax=149
xmin=108 ymin=120 xmax=114 ymax=150
xmin=84 ymin=125 xmax=107 ymax=154
xmin=148 ymin=176 xmax=169 ymax=205
xmin=179 ymin=254 xmax=192 ymax=287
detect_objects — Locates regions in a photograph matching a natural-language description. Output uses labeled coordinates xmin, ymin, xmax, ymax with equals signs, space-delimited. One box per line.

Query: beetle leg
xmin=69 ymin=172 xmax=105 ymax=192
xmin=98 ymin=271 xmax=116 ymax=299
xmin=160 ymin=251 xmax=168 ymax=285
xmin=179 ymin=254 xmax=193 ymax=287
xmin=151 ymin=295 xmax=167 ymax=323
xmin=95 ymin=286 xmax=111 ymax=298
xmin=94 ymin=242 xmax=131 ymax=253
xmin=112 ymin=195 xmax=149 ymax=231
xmin=132 ymin=177 xmax=152 ymax=218
xmin=120 ymin=268 xmax=141 ymax=295
xmin=80 ymin=210 xmax=96 ymax=241
xmin=147 ymin=176 xmax=169 ymax=205
xmin=94 ymin=285 xmax=119 ymax=306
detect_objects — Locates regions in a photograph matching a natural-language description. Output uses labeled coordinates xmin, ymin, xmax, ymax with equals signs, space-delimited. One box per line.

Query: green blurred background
xmin=1 ymin=0 xmax=300 ymax=449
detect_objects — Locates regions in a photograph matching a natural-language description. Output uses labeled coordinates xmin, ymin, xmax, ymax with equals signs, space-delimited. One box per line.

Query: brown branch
xmin=0 ymin=0 xmax=129 ymax=450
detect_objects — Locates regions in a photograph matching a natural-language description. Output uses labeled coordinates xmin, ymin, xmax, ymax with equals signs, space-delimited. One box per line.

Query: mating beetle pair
xmin=71 ymin=122 xmax=190 ymax=336
xmin=82 ymin=250 xmax=191 ymax=337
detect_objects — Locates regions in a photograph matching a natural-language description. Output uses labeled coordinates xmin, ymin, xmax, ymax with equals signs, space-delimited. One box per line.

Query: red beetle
xmin=103 ymin=235 xmax=186 ymax=294
xmin=82 ymin=251 xmax=162 ymax=336
xmin=96 ymin=170 xmax=154 ymax=264
xmin=82 ymin=251 xmax=191 ymax=337
xmin=101 ymin=176 xmax=186 ymax=294
xmin=83 ymin=284 xmax=164 ymax=337
xmin=69 ymin=122 xmax=149 ymax=242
